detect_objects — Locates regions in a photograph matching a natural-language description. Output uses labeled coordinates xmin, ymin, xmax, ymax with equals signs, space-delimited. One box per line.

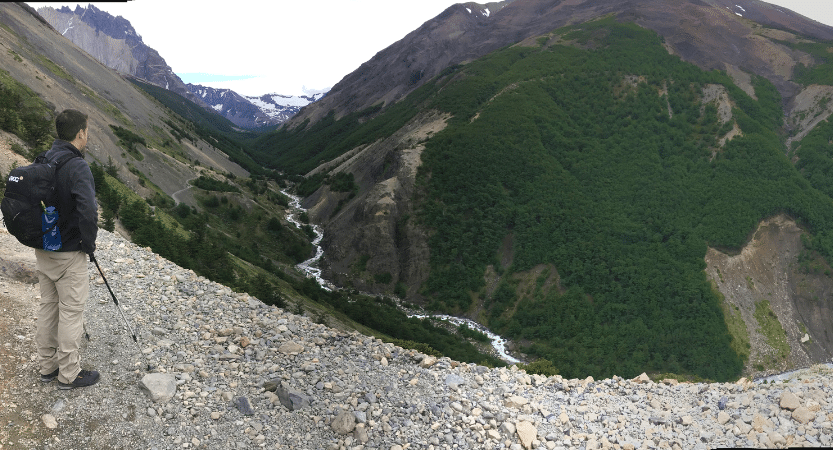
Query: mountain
xmin=187 ymin=84 xmax=327 ymax=129
xmin=0 ymin=1 xmax=310 ymax=302
xmin=243 ymin=91 xmax=327 ymax=125
xmin=35 ymin=4 xmax=323 ymax=130
xmin=0 ymin=3 xmax=253 ymax=192
xmin=1 ymin=2 xmax=501 ymax=374
xmin=253 ymin=0 xmax=833 ymax=381
xmin=35 ymin=4 xmax=213 ymax=113
xmin=291 ymin=0 xmax=833 ymax=127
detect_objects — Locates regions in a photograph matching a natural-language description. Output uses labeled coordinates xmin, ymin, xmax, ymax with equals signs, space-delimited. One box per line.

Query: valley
xmin=4 ymin=0 xmax=833 ymax=386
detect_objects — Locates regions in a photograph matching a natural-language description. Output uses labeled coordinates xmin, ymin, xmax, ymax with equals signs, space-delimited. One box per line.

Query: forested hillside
xmin=256 ymin=17 xmax=833 ymax=382
xmin=414 ymin=19 xmax=833 ymax=381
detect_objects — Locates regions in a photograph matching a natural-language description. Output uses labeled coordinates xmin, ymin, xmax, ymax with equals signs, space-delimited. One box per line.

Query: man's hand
xmin=89 ymin=252 xmax=96 ymax=263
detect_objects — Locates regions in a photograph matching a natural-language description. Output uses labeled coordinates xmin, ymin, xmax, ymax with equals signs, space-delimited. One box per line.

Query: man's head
xmin=55 ymin=109 xmax=88 ymax=151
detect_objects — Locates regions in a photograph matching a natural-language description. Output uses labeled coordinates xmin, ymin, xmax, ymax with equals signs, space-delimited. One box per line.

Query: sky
xmin=25 ymin=1 xmax=833 ymax=97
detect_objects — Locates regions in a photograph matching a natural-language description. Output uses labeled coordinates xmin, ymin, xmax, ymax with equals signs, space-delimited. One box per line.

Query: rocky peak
xmin=37 ymin=5 xmax=211 ymax=112
xmin=69 ymin=3 xmax=138 ymax=40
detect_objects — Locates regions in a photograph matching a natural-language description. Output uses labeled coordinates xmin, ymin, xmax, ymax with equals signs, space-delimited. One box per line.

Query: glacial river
xmin=282 ymin=190 xmax=521 ymax=364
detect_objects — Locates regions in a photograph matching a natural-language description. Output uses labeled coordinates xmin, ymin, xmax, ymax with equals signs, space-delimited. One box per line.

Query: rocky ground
xmin=2 ymin=218 xmax=833 ymax=449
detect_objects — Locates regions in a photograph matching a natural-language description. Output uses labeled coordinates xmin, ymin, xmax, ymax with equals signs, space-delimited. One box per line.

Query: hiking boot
xmin=40 ymin=368 xmax=59 ymax=383
xmin=57 ymin=369 xmax=100 ymax=390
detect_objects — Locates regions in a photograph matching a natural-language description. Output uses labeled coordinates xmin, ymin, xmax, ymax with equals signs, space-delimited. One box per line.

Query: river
xmin=754 ymin=363 xmax=833 ymax=384
xmin=283 ymin=191 xmax=332 ymax=291
xmin=282 ymin=190 xmax=521 ymax=364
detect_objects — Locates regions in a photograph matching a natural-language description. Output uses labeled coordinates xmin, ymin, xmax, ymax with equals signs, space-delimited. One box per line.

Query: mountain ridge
xmin=1 ymin=2 xmax=250 ymax=197
xmin=35 ymin=4 xmax=321 ymax=129
xmin=35 ymin=4 xmax=213 ymax=114
xmin=186 ymin=83 xmax=326 ymax=128
xmin=289 ymin=0 xmax=833 ymax=127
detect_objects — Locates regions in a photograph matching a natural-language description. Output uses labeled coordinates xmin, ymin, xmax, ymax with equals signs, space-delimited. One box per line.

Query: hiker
xmin=35 ymin=109 xmax=100 ymax=389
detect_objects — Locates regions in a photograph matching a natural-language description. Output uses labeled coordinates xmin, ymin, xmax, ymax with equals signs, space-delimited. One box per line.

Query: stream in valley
xmin=282 ymin=190 xmax=521 ymax=364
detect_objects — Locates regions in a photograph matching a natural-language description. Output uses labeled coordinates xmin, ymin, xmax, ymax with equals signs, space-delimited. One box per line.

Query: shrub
xmin=517 ymin=359 xmax=559 ymax=377
xmin=327 ymin=171 xmax=358 ymax=193
xmin=202 ymin=195 xmax=220 ymax=208
xmin=120 ymin=199 xmax=148 ymax=232
xmin=374 ymin=272 xmax=393 ymax=284
xmin=109 ymin=125 xmax=146 ymax=152
xmin=191 ymin=175 xmax=240 ymax=193
xmin=174 ymin=202 xmax=191 ymax=218
xmin=266 ymin=217 xmax=282 ymax=232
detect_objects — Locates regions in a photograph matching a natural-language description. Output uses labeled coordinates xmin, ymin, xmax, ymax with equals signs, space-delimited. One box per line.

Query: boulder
xmin=42 ymin=414 xmax=58 ymax=429
xmin=634 ymin=373 xmax=651 ymax=383
xmin=445 ymin=373 xmax=466 ymax=390
xmin=516 ymin=420 xmax=537 ymax=449
xmin=138 ymin=373 xmax=176 ymax=403
xmin=419 ymin=355 xmax=438 ymax=368
xmin=779 ymin=392 xmax=801 ymax=411
xmin=275 ymin=383 xmax=312 ymax=411
xmin=505 ymin=395 xmax=530 ymax=409
xmin=792 ymin=406 xmax=816 ymax=424
xmin=278 ymin=341 xmax=305 ymax=354
xmin=331 ymin=410 xmax=356 ymax=435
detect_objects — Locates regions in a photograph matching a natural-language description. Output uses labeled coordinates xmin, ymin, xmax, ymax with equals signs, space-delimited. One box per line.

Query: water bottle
xmin=42 ymin=203 xmax=62 ymax=251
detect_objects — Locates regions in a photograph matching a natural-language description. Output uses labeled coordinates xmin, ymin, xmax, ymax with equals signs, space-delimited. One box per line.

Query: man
xmin=36 ymin=109 xmax=99 ymax=390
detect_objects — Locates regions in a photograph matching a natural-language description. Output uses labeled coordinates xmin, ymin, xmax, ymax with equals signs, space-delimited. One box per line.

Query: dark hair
xmin=55 ymin=109 xmax=88 ymax=141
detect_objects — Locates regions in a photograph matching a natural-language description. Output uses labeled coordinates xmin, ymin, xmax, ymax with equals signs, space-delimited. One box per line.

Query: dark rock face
xmin=38 ymin=5 xmax=211 ymax=111
xmin=40 ymin=6 xmax=325 ymax=129
xmin=66 ymin=5 xmax=134 ymax=39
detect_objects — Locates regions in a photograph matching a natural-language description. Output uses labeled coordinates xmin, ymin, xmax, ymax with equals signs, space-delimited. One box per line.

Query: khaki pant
xmin=35 ymin=249 xmax=89 ymax=384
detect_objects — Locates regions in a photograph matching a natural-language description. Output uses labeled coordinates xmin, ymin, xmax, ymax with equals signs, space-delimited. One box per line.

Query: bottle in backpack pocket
xmin=42 ymin=204 xmax=62 ymax=251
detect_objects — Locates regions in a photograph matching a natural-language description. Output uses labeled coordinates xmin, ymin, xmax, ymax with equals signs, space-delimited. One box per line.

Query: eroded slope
xmin=706 ymin=214 xmax=833 ymax=377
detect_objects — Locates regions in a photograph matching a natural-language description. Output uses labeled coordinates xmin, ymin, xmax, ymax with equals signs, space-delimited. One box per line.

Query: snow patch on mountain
xmin=465 ymin=6 xmax=491 ymax=17
xmin=186 ymin=83 xmax=327 ymax=129
xmin=247 ymin=93 xmax=326 ymax=112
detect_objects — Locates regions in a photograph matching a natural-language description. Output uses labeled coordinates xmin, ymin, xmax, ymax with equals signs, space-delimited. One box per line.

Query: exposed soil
xmin=705 ymin=214 xmax=833 ymax=378
xmin=305 ymin=110 xmax=451 ymax=299
xmin=786 ymin=85 xmax=833 ymax=149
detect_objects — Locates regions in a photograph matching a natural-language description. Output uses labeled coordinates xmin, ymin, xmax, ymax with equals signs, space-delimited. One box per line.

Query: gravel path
xmin=2 ymin=225 xmax=833 ymax=449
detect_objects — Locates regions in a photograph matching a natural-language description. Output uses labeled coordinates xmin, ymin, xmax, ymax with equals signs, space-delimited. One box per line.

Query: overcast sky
xmin=25 ymin=1 xmax=833 ymax=97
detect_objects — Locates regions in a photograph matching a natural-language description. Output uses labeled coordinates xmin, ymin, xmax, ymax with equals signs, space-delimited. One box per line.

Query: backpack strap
xmin=35 ymin=151 xmax=81 ymax=169
xmin=39 ymin=152 xmax=82 ymax=238
xmin=52 ymin=152 xmax=81 ymax=170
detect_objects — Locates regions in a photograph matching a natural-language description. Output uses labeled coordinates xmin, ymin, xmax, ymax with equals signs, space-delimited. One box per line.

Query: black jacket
xmin=43 ymin=140 xmax=97 ymax=254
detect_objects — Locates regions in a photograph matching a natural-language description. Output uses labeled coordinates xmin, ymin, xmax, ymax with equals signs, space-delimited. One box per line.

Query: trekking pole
xmin=91 ymin=255 xmax=154 ymax=372
xmin=91 ymin=255 xmax=138 ymax=345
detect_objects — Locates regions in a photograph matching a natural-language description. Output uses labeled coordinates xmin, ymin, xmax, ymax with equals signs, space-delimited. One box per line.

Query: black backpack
xmin=2 ymin=152 xmax=79 ymax=249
